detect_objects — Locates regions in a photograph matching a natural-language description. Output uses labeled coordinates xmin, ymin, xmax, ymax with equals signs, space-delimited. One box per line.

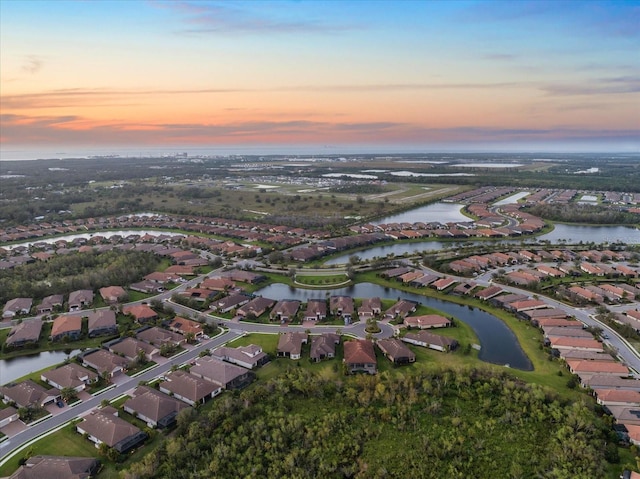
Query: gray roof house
xmin=211 ymin=344 xmax=269 ymax=369
xmin=0 ymin=380 xmax=60 ymax=408
xmin=310 ymin=333 xmax=340 ymax=362
xmin=190 ymin=356 xmax=254 ymax=390
xmin=159 ymin=369 xmax=222 ymax=406
xmin=8 ymin=455 xmax=100 ymax=479
xmin=68 ymin=290 xmax=94 ymax=311
xmin=76 ymin=406 xmax=147 ymax=453
xmin=2 ymin=298 xmax=33 ymax=319
xmin=87 ymin=309 xmax=118 ymax=337
xmin=4 ymin=319 xmax=42 ymax=348
xmin=123 ymin=386 xmax=188 ymax=428
xmin=41 ymin=363 xmax=98 ymax=392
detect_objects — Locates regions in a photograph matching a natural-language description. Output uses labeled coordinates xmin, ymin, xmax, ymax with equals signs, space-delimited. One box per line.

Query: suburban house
xmin=159 ymin=369 xmax=222 ymax=406
xmin=222 ymin=270 xmax=265 ymax=284
xmin=213 ymin=294 xmax=251 ymax=314
xmin=81 ymin=349 xmax=129 ymax=378
xmin=343 ymin=340 xmax=377 ymax=375
xmin=108 ymin=337 xmax=159 ymax=362
xmin=129 ymin=280 xmax=164 ymax=294
xmin=594 ymin=389 xmax=640 ymax=407
xmin=566 ymin=360 xmax=630 ymax=378
xmin=549 ymin=336 xmax=604 ymax=352
xmin=330 ymin=296 xmax=355 ymax=324
xmin=123 ymin=304 xmax=158 ymax=323
xmin=136 ymin=326 xmax=184 ymax=348
xmin=303 ymin=299 xmax=327 ymax=321
xmin=123 ymin=386 xmax=187 ymax=429
xmin=99 ymin=286 xmax=127 ymax=304
xmin=277 ymin=332 xmax=308 ymax=360
xmin=189 ymin=356 xmax=254 ymax=390
xmin=145 ymin=271 xmax=184 ymax=284
xmin=76 ymin=406 xmax=147 ymax=453
xmin=0 ymin=406 xmax=19 ymax=429
xmin=8 ymin=455 xmax=100 ymax=479
xmin=431 ymin=277 xmax=457 ymax=291
xmin=87 ymin=309 xmax=118 ymax=337
xmin=384 ymin=299 xmax=418 ymax=320
xmin=4 ymin=319 xmax=43 ymax=348
xmin=201 ymin=276 xmax=235 ymax=292
xmin=357 ymin=297 xmax=381 ymax=320
xmin=237 ymin=296 xmax=276 ymax=319
xmin=179 ymin=288 xmax=217 ymax=301
xmin=50 ymin=315 xmax=83 ymax=342
xmin=475 ymin=285 xmax=505 ymax=301
xmin=168 ymin=317 xmax=204 ymax=338
xmin=68 ymin=289 xmax=94 ymax=311
xmin=403 ymin=314 xmax=451 ymax=329
xmin=2 ymin=297 xmax=33 ymax=319
xmin=270 ymin=300 xmax=301 ymax=323
xmin=37 ymin=294 xmax=64 ymax=314
xmin=376 ymin=338 xmax=416 ymax=364
xmin=211 ymin=344 xmax=269 ymax=369
xmin=309 ymin=333 xmax=340 ymax=362
xmin=402 ymin=331 xmax=459 ymax=352
xmin=41 ymin=363 xmax=98 ymax=392
xmin=0 ymin=380 xmax=60 ymax=408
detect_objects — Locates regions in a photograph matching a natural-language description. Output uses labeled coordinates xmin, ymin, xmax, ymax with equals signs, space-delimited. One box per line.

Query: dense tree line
xmin=524 ymin=203 xmax=639 ymax=225
xmin=122 ymin=367 xmax=615 ymax=479
xmin=0 ymin=250 xmax=160 ymax=304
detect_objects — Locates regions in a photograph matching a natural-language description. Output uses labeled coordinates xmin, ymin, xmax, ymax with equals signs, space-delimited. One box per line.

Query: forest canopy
xmin=123 ymin=367 xmax=613 ymax=479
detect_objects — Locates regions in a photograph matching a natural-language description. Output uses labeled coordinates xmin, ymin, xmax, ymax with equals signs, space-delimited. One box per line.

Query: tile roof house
xmin=384 ymin=299 xmax=417 ymax=320
xmin=593 ymin=389 xmax=640 ymax=407
xmin=211 ymin=344 xmax=269 ymax=369
xmin=343 ymin=340 xmax=377 ymax=375
xmin=329 ymin=296 xmax=354 ymax=324
xmin=309 ymin=333 xmax=340 ymax=362
xmin=376 ymin=338 xmax=416 ymax=364
xmin=566 ymin=360 xmax=630 ymax=377
xmin=168 ymin=317 xmax=204 ymax=338
xmin=76 ymin=406 xmax=147 ymax=453
xmin=0 ymin=380 xmax=60 ymax=408
xmin=403 ymin=314 xmax=451 ymax=330
xmin=123 ymin=386 xmax=188 ymax=428
xmin=213 ymin=294 xmax=251 ymax=313
xmin=159 ymin=369 xmax=222 ymax=406
xmin=357 ymin=297 xmax=381 ymax=320
xmin=4 ymin=319 xmax=42 ymax=348
xmin=270 ymin=300 xmax=301 ymax=323
xmin=123 ymin=304 xmax=158 ymax=323
xmin=50 ymin=315 xmax=83 ymax=342
xmin=303 ymin=299 xmax=327 ymax=321
xmin=108 ymin=337 xmax=159 ymax=362
xmin=37 ymin=294 xmax=64 ymax=314
xmin=99 ymin=286 xmax=127 ymax=304
xmin=41 ymin=363 xmax=98 ymax=392
xmin=402 ymin=331 xmax=459 ymax=352
xmin=549 ymin=336 xmax=604 ymax=352
xmin=237 ymin=296 xmax=276 ymax=319
xmin=8 ymin=455 xmax=100 ymax=479
xmin=68 ymin=289 xmax=94 ymax=311
xmin=2 ymin=297 xmax=33 ymax=318
xmin=87 ymin=309 xmax=118 ymax=337
xmin=190 ymin=356 xmax=254 ymax=390
xmin=277 ymin=332 xmax=308 ymax=360
xmin=136 ymin=326 xmax=185 ymax=348
xmin=0 ymin=406 xmax=19 ymax=428
xmin=81 ymin=349 xmax=129 ymax=377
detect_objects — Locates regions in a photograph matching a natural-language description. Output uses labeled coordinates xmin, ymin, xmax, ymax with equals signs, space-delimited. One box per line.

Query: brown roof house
xmin=123 ymin=386 xmax=188 ymax=429
xmin=303 ymin=299 xmax=327 ymax=321
xmin=277 ymin=332 xmax=308 ymax=360
xmin=404 ymin=314 xmax=451 ymax=330
xmin=213 ymin=294 xmax=251 ymax=314
xmin=168 ymin=317 xmax=204 ymax=338
xmin=4 ymin=319 xmax=42 ymax=349
xmin=0 ymin=406 xmax=19 ymax=428
xmin=81 ymin=349 xmax=129 ymax=378
xmin=8 ymin=455 xmax=100 ymax=479
xmin=136 ymin=326 xmax=185 ymax=348
xmin=108 ymin=337 xmax=159 ymax=362
xmin=237 ymin=296 xmax=276 ymax=319
xmin=123 ymin=304 xmax=158 ymax=323
xmin=87 ymin=309 xmax=118 ymax=337
xmin=357 ymin=297 xmax=382 ymax=320
xmin=99 ymin=286 xmax=127 ymax=304
xmin=50 ymin=315 xmax=83 ymax=342
xmin=2 ymin=298 xmax=33 ymax=319
xmin=270 ymin=300 xmax=301 ymax=323
xmin=41 ymin=363 xmax=98 ymax=392
xmin=68 ymin=289 xmax=93 ymax=311
xmin=402 ymin=331 xmax=458 ymax=352
xmin=343 ymin=340 xmax=377 ymax=375
xmin=190 ymin=356 xmax=254 ymax=390
xmin=309 ymin=333 xmax=340 ymax=362
xmin=376 ymin=338 xmax=416 ymax=364
xmin=211 ymin=344 xmax=269 ymax=369
xmin=37 ymin=294 xmax=64 ymax=314
xmin=159 ymin=369 xmax=222 ymax=406
xmin=330 ymin=296 xmax=355 ymax=324
xmin=384 ymin=299 xmax=418 ymax=321
xmin=0 ymin=380 xmax=60 ymax=408
xmin=76 ymin=406 xmax=147 ymax=453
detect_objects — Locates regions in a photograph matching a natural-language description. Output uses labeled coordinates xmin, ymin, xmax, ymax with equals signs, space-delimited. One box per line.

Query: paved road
xmin=0 ymin=329 xmax=242 ymax=462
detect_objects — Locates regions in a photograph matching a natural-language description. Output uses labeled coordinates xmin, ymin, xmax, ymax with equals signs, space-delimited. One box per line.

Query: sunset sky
xmin=1 ymin=0 xmax=639 ymax=157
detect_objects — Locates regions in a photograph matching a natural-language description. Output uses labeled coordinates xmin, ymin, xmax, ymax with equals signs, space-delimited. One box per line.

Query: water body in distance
xmin=255 ymin=282 xmax=533 ymax=370
xmin=1 ymin=350 xmax=82 ymax=385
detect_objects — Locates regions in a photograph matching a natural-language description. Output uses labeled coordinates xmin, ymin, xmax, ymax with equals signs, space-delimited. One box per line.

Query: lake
xmin=1 ymin=349 xmax=82 ymax=385
xmin=256 ymin=282 xmax=533 ymax=370
xmin=373 ymin=202 xmax=468 ymax=225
